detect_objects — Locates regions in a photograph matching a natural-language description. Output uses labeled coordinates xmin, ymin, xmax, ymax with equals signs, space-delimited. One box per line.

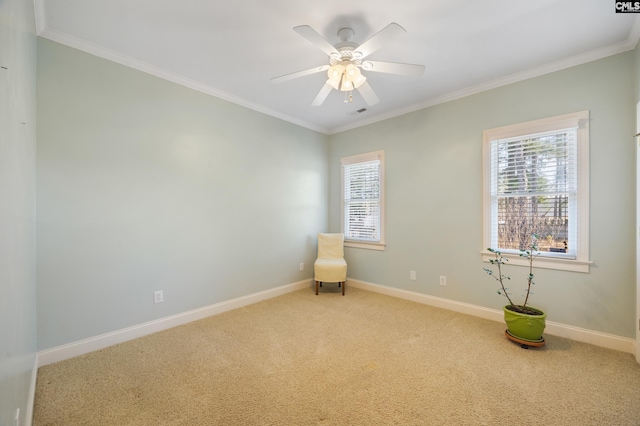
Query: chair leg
xmin=342 ymin=281 xmax=345 ymax=296
xmin=315 ymin=281 xmax=319 ymax=295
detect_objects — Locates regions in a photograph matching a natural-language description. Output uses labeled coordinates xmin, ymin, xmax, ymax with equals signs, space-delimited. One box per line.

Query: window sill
xmin=481 ymin=251 xmax=591 ymax=273
xmin=345 ymin=241 xmax=386 ymax=251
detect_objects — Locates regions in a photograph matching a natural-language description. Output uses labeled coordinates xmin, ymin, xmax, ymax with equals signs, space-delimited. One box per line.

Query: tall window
xmin=341 ymin=151 xmax=385 ymax=250
xmin=483 ymin=112 xmax=590 ymax=272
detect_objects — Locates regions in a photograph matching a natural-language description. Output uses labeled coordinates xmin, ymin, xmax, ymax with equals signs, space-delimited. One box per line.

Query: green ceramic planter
xmin=503 ymin=305 xmax=546 ymax=341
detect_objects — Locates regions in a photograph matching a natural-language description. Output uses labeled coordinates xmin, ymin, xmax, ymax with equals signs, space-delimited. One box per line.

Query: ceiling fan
xmin=271 ymin=23 xmax=425 ymax=107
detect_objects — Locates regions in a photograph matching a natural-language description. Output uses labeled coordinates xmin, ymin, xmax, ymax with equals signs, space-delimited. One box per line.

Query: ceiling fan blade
xmin=311 ymin=82 xmax=333 ymax=106
xmin=357 ymin=81 xmax=379 ymax=106
xmin=294 ymin=25 xmax=339 ymax=56
xmin=355 ymin=23 xmax=406 ymax=59
xmin=271 ymin=65 xmax=330 ymax=84
xmin=362 ymin=61 xmax=425 ymax=77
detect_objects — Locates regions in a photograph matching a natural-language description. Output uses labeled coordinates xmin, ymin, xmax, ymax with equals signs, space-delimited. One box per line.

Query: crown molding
xmin=331 ymin=33 xmax=639 ymax=135
xmin=36 ymin=26 xmax=330 ymax=135
xmin=628 ymin=15 xmax=640 ymax=49
xmin=32 ymin=1 xmax=640 ymax=137
xmin=33 ymin=0 xmax=45 ymax=34
xmin=33 ymin=0 xmax=329 ymax=133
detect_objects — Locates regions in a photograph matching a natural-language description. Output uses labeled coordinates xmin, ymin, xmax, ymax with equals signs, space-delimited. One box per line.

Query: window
xmin=482 ymin=111 xmax=590 ymax=272
xmin=341 ymin=150 xmax=385 ymax=250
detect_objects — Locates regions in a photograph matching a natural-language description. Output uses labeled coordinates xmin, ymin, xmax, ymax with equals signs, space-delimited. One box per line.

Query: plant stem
xmin=491 ymin=251 xmax=515 ymax=307
xmin=522 ymin=249 xmax=538 ymax=308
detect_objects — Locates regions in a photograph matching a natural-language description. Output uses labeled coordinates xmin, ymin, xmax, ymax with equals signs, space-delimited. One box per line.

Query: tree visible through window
xmin=494 ymin=130 xmax=574 ymax=253
xmin=483 ymin=112 xmax=590 ymax=272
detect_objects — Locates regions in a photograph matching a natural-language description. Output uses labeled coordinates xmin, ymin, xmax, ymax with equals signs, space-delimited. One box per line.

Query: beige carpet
xmin=34 ymin=286 xmax=640 ymax=425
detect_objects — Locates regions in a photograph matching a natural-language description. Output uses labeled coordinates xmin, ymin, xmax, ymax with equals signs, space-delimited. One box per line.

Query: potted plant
xmin=483 ymin=237 xmax=546 ymax=344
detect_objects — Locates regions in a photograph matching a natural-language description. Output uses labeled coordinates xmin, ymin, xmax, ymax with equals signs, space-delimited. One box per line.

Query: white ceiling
xmin=35 ymin=0 xmax=640 ymax=134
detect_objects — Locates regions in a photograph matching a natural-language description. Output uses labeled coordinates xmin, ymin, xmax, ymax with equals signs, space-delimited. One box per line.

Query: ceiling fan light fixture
xmin=327 ymin=63 xmax=345 ymax=90
xmin=328 ymin=62 xmax=367 ymax=92
xmin=345 ymin=63 xmax=358 ymax=77
xmin=340 ymin=80 xmax=354 ymax=92
xmin=346 ymin=64 xmax=367 ymax=89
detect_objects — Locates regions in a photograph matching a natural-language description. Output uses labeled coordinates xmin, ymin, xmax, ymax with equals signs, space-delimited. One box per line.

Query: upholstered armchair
xmin=314 ymin=233 xmax=347 ymax=295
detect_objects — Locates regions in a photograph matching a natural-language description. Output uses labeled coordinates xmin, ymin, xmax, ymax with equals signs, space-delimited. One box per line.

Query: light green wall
xmin=0 ymin=0 xmax=37 ymax=422
xmin=329 ymin=52 xmax=637 ymax=338
xmin=633 ymin=40 xmax=639 ymax=355
xmin=36 ymin=39 xmax=329 ymax=350
xmin=34 ymin=34 xmax=639 ymax=351
xmin=635 ymin=41 xmax=640 ymax=103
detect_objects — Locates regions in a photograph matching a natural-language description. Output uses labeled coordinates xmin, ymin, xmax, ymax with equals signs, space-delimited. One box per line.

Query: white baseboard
xmin=37 ymin=277 xmax=635 ymax=368
xmin=38 ymin=279 xmax=312 ymax=367
xmin=348 ymin=278 xmax=636 ymax=354
xmin=25 ymin=354 xmax=38 ymax=426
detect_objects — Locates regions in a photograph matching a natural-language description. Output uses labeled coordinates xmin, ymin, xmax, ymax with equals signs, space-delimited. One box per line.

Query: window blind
xmin=343 ymin=159 xmax=381 ymax=242
xmin=490 ymin=127 xmax=578 ymax=256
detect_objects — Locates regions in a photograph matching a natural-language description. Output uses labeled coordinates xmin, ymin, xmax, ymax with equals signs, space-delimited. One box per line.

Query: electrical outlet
xmin=299 ymin=263 xmax=304 ymax=271
xmin=153 ymin=290 xmax=164 ymax=304
xmin=439 ymin=276 xmax=447 ymax=286
xmin=410 ymin=270 xmax=416 ymax=281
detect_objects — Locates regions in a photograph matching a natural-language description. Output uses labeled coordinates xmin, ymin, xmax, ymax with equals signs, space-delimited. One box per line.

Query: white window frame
xmin=482 ymin=111 xmax=591 ymax=273
xmin=341 ymin=150 xmax=385 ymax=251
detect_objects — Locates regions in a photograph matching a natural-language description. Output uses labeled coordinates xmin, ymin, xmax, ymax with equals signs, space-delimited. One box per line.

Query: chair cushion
xmin=317 ymin=233 xmax=344 ymax=259
xmin=314 ymin=258 xmax=347 ymax=283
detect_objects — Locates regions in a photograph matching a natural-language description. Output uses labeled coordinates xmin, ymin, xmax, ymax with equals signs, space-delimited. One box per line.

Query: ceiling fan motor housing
xmin=333 ymin=27 xmax=362 ymax=64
